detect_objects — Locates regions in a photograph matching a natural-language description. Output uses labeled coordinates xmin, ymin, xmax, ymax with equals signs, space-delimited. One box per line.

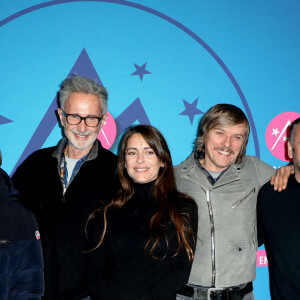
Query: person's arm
xmin=256 ymin=189 xmax=265 ymax=247
xmin=138 ymin=199 xmax=198 ymax=300
xmin=10 ymin=239 xmax=44 ymax=300
xmin=139 ymin=253 xmax=192 ymax=300
xmin=270 ymin=164 xmax=294 ymax=192
xmin=12 ymin=154 xmax=41 ymax=214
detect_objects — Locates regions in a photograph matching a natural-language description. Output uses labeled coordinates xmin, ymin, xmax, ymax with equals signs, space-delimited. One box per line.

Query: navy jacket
xmin=0 ymin=168 xmax=44 ymax=300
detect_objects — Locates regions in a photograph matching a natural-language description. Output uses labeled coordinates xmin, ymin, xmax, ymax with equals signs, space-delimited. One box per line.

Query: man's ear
xmin=287 ymin=141 xmax=293 ymax=160
xmin=103 ymin=113 xmax=108 ymax=122
xmin=99 ymin=113 xmax=108 ymax=129
xmin=57 ymin=108 xmax=65 ymax=127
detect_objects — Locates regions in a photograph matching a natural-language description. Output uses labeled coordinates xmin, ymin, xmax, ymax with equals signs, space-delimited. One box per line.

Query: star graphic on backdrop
xmin=131 ymin=63 xmax=151 ymax=81
xmin=283 ymin=136 xmax=287 ymax=142
xmin=179 ymin=98 xmax=203 ymax=124
xmin=0 ymin=115 xmax=13 ymax=125
xmin=272 ymin=128 xmax=280 ymax=136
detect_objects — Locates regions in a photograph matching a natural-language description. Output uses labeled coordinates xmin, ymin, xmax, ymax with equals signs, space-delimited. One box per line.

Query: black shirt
xmin=257 ymin=176 xmax=300 ymax=300
xmin=87 ymin=181 xmax=198 ymax=300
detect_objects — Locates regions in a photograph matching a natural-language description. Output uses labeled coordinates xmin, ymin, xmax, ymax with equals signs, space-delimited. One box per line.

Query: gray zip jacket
xmin=174 ymin=153 xmax=275 ymax=288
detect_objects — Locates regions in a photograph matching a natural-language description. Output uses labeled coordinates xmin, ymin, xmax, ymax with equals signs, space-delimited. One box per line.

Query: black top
xmin=12 ymin=139 xmax=118 ymax=300
xmin=87 ymin=181 xmax=198 ymax=300
xmin=257 ymin=176 xmax=300 ymax=300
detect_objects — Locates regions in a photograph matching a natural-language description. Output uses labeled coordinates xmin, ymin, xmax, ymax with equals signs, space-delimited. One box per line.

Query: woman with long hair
xmin=87 ymin=125 xmax=198 ymax=300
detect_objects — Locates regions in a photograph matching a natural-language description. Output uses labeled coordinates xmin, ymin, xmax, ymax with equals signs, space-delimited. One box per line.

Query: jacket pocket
xmin=231 ymin=188 xmax=255 ymax=209
xmin=228 ymin=240 xmax=249 ymax=253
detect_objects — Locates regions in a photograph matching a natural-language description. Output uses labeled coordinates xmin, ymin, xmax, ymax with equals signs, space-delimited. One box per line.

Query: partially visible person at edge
xmin=257 ymin=117 xmax=300 ymax=300
xmin=175 ymin=104 xmax=293 ymax=300
xmin=86 ymin=125 xmax=198 ymax=300
xmin=12 ymin=75 xmax=118 ymax=300
xmin=0 ymin=151 xmax=44 ymax=299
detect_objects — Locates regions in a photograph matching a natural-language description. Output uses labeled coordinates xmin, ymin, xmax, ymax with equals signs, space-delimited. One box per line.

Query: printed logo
xmin=266 ymin=112 xmax=300 ymax=161
xmin=35 ymin=230 xmax=41 ymax=240
xmin=2 ymin=1 xmax=258 ymax=174
xmin=256 ymin=249 xmax=268 ymax=267
xmin=10 ymin=49 xmax=151 ymax=173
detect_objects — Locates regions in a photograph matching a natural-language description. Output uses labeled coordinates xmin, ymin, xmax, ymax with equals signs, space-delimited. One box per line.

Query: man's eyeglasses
xmin=62 ymin=111 xmax=104 ymax=127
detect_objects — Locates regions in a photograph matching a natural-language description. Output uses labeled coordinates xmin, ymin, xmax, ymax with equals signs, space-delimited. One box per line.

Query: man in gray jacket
xmin=175 ymin=104 xmax=276 ymax=300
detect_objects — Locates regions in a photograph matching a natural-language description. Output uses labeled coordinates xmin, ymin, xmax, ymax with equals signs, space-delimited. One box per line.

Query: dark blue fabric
xmin=0 ymin=168 xmax=44 ymax=300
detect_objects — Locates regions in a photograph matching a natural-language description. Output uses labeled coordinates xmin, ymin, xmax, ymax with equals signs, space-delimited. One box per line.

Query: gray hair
xmin=195 ymin=103 xmax=250 ymax=164
xmin=289 ymin=117 xmax=300 ymax=148
xmin=58 ymin=75 xmax=108 ymax=114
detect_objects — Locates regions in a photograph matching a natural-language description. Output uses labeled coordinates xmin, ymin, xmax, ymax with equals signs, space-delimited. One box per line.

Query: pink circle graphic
xmin=97 ymin=112 xmax=117 ymax=149
xmin=265 ymin=112 xmax=300 ymax=161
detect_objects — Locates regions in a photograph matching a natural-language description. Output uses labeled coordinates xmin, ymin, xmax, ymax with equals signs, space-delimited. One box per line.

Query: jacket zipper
xmin=61 ymin=159 xmax=86 ymax=199
xmin=231 ymin=187 xmax=255 ymax=209
xmin=206 ymin=190 xmax=216 ymax=286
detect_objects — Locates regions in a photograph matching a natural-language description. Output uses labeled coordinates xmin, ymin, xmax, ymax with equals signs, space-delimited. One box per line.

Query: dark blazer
xmin=12 ymin=138 xmax=118 ymax=300
xmin=0 ymin=168 xmax=44 ymax=299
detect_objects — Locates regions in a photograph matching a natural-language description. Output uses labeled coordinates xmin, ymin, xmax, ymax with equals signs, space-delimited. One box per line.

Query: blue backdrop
xmin=1 ymin=1 xmax=300 ymax=298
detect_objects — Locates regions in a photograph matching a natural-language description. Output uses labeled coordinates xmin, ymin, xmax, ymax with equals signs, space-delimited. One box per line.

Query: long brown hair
xmin=89 ymin=125 xmax=195 ymax=261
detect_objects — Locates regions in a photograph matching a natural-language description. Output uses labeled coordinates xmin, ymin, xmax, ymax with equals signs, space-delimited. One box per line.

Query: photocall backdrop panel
xmin=1 ymin=1 xmax=300 ymax=299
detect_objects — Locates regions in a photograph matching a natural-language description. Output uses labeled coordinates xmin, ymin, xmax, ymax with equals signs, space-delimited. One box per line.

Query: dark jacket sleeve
xmin=257 ymin=186 xmax=266 ymax=247
xmin=11 ymin=151 xmax=45 ymax=214
xmin=138 ymin=197 xmax=198 ymax=300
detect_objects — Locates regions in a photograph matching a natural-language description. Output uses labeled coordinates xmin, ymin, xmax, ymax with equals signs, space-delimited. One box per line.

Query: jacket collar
xmin=52 ymin=137 xmax=100 ymax=165
xmin=180 ymin=152 xmax=242 ymax=189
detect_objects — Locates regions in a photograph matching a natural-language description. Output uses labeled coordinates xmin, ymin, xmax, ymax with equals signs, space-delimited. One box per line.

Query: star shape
xmin=0 ymin=115 xmax=13 ymax=125
xmin=283 ymin=136 xmax=287 ymax=142
xmin=131 ymin=63 xmax=151 ymax=81
xmin=272 ymin=128 xmax=280 ymax=136
xmin=179 ymin=98 xmax=203 ymax=124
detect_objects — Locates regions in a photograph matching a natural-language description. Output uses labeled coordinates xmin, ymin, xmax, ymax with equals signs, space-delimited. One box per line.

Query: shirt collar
xmin=52 ymin=137 xmax=99 ymax=164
